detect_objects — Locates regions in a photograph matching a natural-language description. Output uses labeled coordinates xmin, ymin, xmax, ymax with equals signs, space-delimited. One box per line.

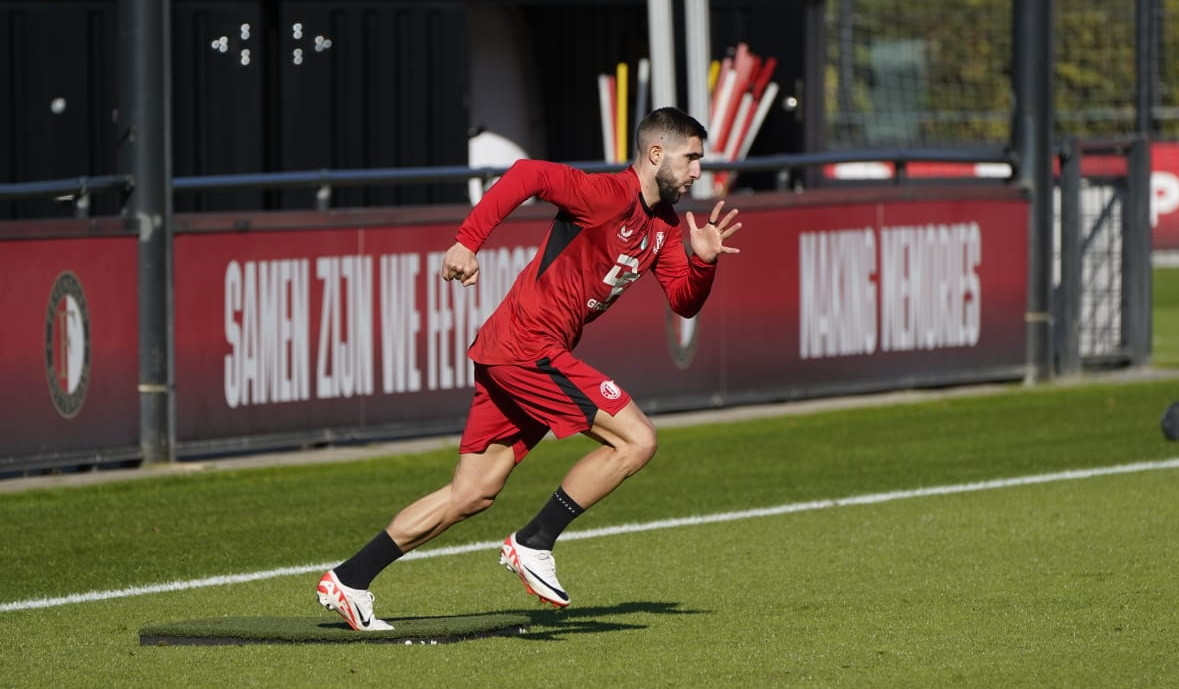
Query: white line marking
xmin=4 ymin=457 xmax=1178 ymax=613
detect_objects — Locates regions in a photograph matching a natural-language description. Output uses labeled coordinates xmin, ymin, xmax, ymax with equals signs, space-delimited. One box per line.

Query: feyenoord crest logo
xmin=665 ymin=310 xmax=699 ymax=370
xmin=44 ymin=271 xmax=91 ymax=418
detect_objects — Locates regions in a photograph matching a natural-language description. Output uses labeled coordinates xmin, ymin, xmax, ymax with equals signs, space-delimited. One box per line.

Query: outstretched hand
xmin=441 ymin=241 xmax=480 ymax=286
xmin=685 ymin=200 xmax=742 ymax=264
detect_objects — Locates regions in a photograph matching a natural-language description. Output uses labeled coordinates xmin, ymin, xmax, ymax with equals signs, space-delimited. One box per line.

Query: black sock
xmin=516 ymin=487 xmax=585 ymax=551
xmin=333 ymin=531 xmax=403 ymax=590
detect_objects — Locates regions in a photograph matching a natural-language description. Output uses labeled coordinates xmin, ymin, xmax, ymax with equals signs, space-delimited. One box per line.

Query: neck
xmin=633 ymin=164 xmax=663 ymax=209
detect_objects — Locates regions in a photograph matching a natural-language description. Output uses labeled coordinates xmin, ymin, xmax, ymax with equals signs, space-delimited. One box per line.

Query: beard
xmin=655 ymin=164 xmax=684 ymax=204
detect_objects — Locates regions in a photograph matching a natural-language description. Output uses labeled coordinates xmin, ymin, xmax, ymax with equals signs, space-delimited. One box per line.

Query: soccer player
xmin=316 ymin=107 xmax=742 ymax=630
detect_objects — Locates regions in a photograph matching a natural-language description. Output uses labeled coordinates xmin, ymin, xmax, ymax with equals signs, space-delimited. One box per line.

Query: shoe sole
xmin=499 ymin=548 xmax=569 ymax=609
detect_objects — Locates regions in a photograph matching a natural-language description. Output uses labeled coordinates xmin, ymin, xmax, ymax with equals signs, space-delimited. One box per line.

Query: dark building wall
xmin=173 ymin=0 xmax=267 ymax=211
xmin=265 ymin=1 xmax=469 ymax=209
xmin=1 ymin=0 xmax=809 ymax=218
xmin=2 ymin=0 xmax=470 ymax=217
xmin=515 ymin=0 xmax=807 ymax=169
xmin=173 ymin=0 xmax=471 ymax=211
xmin=708 ymin=0 xmax=810 ymax=189
xmin=0 ymin=1 xmax=119 ymax=218
xmin=520 ymin=2 xmax=650 ymax=164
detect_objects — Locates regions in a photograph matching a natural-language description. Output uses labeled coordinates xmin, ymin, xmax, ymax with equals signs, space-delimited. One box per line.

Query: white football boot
xmin=499 ymin=533 xmax=570 ymax=608
xmin=315 ymin=570 xmax=394 ymax=631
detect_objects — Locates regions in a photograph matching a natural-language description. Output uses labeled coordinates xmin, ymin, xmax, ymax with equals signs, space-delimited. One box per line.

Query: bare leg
xmin=496 ymin=400 xmax=657 ymax=607
xmin=317 ymin=442 xmax=520 ymax=628
xmin=559 ymin=400 xmax=658 ymax=509
xmin=385 ymin=442 xmax=518 ymax=552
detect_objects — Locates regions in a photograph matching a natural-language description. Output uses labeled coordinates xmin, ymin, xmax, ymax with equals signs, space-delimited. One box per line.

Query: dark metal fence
xmin=0 ymin=147 xmax=1015 ymax=216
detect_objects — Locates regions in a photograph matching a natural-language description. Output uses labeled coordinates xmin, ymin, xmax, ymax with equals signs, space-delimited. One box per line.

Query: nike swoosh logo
xmin=356 ymin=604 xmax=372 ymax=627
xmin=523 ymin=565 xmax=568 ymax=600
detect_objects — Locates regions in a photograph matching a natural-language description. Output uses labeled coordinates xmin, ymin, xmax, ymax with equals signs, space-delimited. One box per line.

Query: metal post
xmin=1124 ymin=136 xmax=1152 ymax=365
xmin=119 ymin=0 xmax=174 ymax=463
xmin=802 ymin=0 xmax=827 ymax=188
xmin=1136 ymin=0 xmax=1157 ymax=137
xmin=684 ymin=0 xmax=710 ymax=126
xmin=684 ymin=0 xmax=712 ymax=198
xmin=837 ymin=0 xmax=854 ymax=120
xmin=1058 ymin=138 xmax=1082 ymax=376
xmin=1012 ymin=0 xmax=1055 ymax=383
xmin=647 ymin=0 xmax=677 ymax=109
xmin=1129 ymin=0 xmax=1155 ymax=365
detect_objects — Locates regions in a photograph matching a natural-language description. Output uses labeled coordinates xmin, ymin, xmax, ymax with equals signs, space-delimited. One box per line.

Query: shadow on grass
xmin=505 ymin=600 xmax=710 ymax=641
xmin=306 ymin=601 xmax=706 ymax=641
xmin=309 ymin=600 xmax=705 ymax=639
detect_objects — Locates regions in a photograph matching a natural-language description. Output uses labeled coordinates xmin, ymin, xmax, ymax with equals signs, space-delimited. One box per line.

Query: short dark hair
xmin=635 ymin=107 xmax=708 ymax=155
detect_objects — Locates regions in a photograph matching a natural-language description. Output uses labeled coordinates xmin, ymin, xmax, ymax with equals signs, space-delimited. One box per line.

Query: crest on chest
xmin=615 ymin=222 xmax=666 ymax=256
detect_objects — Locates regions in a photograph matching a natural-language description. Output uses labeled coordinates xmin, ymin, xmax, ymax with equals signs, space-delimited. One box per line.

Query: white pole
xmin=598 ymin=74 xmax=617 ymax=163
xmin=684 ymin=0 xmax=713 ymax=198
xmin=647 ymin=0 xmax=676 ymax=110
xmin=684 ymin=0 xmax=711 ymax=124
xmin=635 ymin=58 xmax=651 ymax=126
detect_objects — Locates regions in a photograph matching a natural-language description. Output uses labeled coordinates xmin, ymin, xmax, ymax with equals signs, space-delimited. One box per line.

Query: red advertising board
xmin=173 ymin=217 xmax=551 ymax=446
xmin=1152 ymin=142 xmax=1179 ymax=251
xmin=0 ymin=236 xmax=139 ymax=463
xmin=575 ymin=194 xmax=1028 ymax=408
xmin=0 ymin=187 xmax=1029 ymax=466
xmin=172 ymin=189 xmax=1028 ymax=452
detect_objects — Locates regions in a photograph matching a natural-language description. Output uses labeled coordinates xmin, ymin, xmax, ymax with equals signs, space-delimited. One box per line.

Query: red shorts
xmin=459 ymin=351 xmax=632 ymax=462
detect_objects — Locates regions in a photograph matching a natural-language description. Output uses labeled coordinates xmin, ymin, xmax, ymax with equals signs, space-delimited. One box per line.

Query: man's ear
xmin=647 ymin=144 xmax=663 ymax=166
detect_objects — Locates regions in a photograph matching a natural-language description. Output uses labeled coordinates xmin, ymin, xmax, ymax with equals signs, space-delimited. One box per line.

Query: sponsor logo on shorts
xmin=599 ymin=379 xmax=621 ymax=400
xmin=45 ymin=271 xmax=91 ymax=419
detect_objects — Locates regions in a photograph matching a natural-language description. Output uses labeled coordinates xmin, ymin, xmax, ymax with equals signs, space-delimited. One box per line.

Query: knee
xmin=635 ymin=427 xmax=658 ymax=462
xmin=450 ymin=487 xmax=497 ymax=520
xmin=620 ymin=426 xmax=658 ymax=474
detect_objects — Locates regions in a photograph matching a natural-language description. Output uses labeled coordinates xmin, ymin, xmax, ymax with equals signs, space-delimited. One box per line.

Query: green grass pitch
xmin=0 ymin=267 xmax=1176 ymax=688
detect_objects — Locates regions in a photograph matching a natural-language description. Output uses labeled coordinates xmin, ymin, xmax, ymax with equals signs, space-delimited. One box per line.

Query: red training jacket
xmin=456 ymin=159 xmax=716 ymax=365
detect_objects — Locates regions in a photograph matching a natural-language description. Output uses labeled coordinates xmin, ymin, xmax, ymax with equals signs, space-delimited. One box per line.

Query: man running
xmin=317 ymin=107 xmax=742 ymax=630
